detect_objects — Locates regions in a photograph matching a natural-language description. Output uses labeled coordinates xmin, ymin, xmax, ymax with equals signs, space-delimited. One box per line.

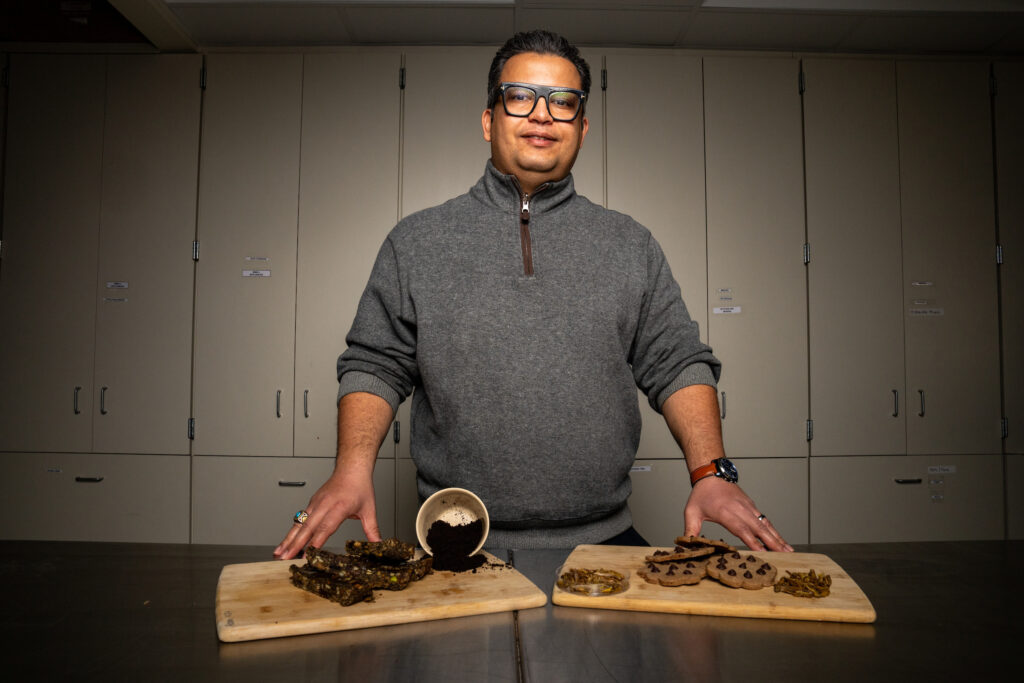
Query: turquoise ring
xmin=294 ymin=510 xmax=309 ymax=525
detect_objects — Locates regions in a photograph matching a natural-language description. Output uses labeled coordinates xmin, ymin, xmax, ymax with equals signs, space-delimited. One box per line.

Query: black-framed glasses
xmin=498 ymin=82 xmax=587 ymax=122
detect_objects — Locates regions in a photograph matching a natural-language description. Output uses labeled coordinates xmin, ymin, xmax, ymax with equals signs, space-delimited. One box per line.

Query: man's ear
xmin=578 ymin=115 xmax=589 ymax=148
xmin=482 ymin=108 xmax=493 ymax=142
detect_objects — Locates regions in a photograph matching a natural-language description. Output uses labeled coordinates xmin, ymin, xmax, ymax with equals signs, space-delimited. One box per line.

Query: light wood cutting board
xmin=552 ymin=545 xmax=876 ymax=623
xmin=216 ymin=551 xmax=547 ymax=642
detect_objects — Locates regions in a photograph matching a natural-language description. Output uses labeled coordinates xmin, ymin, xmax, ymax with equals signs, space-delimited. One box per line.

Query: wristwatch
xmin=689 ymin=457 xmax=739 ymax=486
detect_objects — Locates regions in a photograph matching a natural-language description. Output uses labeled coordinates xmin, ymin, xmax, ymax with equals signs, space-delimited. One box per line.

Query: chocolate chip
xmin=738 ymin=562 xmax=748 ymax=569
xmin=744 ymin=571 xmax=753 ymax=579
xmin=727 ymin=569 xmax=736 ymax=576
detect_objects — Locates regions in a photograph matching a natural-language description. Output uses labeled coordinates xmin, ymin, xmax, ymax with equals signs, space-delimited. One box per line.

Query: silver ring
xmin=756 ymin=513 xmax=767 ymax=522
xmin=294 ymin=510 xmax=309 ymax=525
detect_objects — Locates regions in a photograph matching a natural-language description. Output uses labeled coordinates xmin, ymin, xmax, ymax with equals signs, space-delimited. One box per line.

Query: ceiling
xmin=2 ymin=0 xmax=1023 ymax=55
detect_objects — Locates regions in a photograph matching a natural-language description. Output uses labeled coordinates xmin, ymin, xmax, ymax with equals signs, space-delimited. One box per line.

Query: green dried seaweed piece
xmin=289 ymin=564 xmax=374 ymax=606
xmin=345 ymin=537 xmax=416 ymax=562
xmin=773 ymin=568 xmax=832 ymax=598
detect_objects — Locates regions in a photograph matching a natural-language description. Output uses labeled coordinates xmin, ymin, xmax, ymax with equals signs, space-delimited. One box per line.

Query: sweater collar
xmin=472 ymin=159 xmax=576 ymax=214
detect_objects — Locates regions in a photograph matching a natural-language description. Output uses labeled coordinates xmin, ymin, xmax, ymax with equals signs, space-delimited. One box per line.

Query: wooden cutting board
xmin=552 ymin=545 xmax=876 ymax=623
xmin=216 ymin=551 xmax=547 ymax=642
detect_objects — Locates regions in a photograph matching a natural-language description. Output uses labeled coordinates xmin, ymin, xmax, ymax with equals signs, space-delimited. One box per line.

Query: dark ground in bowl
xmin=427 ymin=518 xmax=487 ymax=572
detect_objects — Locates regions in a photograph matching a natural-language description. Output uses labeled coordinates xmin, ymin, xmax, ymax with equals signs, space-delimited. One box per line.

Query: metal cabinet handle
xmin=892 ymin=389 xmax=899 ymax=417
xmin=303 ymin=389 xmax=309 ymax=419
xmin=100 ymin=386 xmax=108 ymax=415
xmin=278 ymin=481 xmax=307 ymax=487
xmin=917 ymin=389 xmax=925 ymax=417
xmin=894 ymin=478 xmax=923 ymax=485
xmin=75 ymin=476 xmax=104 ymax=483
xmin=74 ymin=386 xmax=82 ymax=415
xmin=720 ymin=391 xmax=726 ymax=420
xmin=276 ymin=390 xmax=282 ymax=418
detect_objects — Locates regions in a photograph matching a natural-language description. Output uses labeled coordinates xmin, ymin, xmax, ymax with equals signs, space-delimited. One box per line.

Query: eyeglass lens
xmin=503 ymin=85 xmax=582 ymax=121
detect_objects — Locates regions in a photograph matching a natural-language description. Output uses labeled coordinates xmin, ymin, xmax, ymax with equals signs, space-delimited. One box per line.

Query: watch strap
xmin=689 ymin=461 xmax=717 ymax=486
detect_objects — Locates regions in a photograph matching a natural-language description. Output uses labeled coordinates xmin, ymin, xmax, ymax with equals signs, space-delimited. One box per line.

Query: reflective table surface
xmin=2 ymin=540 xmax=1019 ymax=681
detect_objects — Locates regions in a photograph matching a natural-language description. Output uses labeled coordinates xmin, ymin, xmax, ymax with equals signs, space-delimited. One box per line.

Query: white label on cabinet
xmin=911 ymin=281 xmax=934 ymax=287
xmin=242 ymin=269 xmax=271 ymax=278
xmin=909 ymin=307 xmax=944 ymax=316
xmin=631 ymin=465 xmax=652 ymax=472
xmin=713 ymin=306 xmax=742 ymax=315
xmin=103 ymin=297 xmax=128 ymax=303
xmin=106 ymin=281 xmax=129 ymax=289
xmin=928 ymin=465 xmax=956 ymax=474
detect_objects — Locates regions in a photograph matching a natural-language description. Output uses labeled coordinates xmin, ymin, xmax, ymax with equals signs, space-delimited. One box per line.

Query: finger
xmin=756 ymin=518 xmax=793 ymax=552
xmin=360 ymin=513 xmax=382 ymax=543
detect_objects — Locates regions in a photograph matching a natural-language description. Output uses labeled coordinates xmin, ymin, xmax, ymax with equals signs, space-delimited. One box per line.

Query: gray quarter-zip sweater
xmin=338 ymin=161 xmax=721 ymax=548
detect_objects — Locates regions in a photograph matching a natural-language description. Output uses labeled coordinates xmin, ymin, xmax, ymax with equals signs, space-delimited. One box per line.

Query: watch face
xmin=716 ymin=458 xmax=739 ymax=483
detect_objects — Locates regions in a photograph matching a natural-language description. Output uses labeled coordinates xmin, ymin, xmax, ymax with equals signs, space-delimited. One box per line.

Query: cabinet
xmin=191 ymin=456 xmax=396 ymax=545
xmin=0 ymin=54 xmax=200 ymax=455
xmin=193 ymin=52 xmax=402 ymax=463
xmin=995 ymin=62 xmax=1023 ymax=456
xmin=804 ymin=58 xmax=905 ymax=455
xmin=294 ymin=51 xmax=402 ymax=458
xmin=0 ymin=452 xmax=190 ymax=542
xmin=897 ymin=60 xmax=1001 ymax=455
xmin=809 ymin=454 xmax=1004 ymax=543
xmin=605 ymin=51 xmax=707 ymax=463
xmin=703 ymin=56 xmax=809 ymax=460
xmin=192 ymin=54 xmax=302 ymax=457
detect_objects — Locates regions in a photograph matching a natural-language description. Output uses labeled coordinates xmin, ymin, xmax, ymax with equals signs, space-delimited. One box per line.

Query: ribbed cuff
xmin=655 ymin=362 xmax=718 ymax=412
xmin=337 ymin=370 xmax=402 ymax=413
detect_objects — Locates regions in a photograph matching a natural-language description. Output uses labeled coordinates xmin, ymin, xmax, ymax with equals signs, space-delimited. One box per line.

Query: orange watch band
xmin=689 ymin=462 xmax=717 ymax=485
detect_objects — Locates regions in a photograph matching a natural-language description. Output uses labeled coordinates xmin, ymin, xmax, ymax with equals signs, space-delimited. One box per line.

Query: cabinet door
xmin=570 ymin=47 xmax=604 ymax=204
xmin=804 ymin=58 xmax=906 ymax=456
xmin=191 ymin=456 xmax=396 ymax=546
xmin=605 ymin=51 xmax=707 ymax=461
xmin=93 ymin=55 xmax=201 ymax=455
xmin=0 ymin=452 xmax=190 ymax=543
xmin=897 ymin=61 xmax=1001 ymax=455
xmin=704 ymin=56 xmax=809 ymax=459
xmin=0 ymin=55 xmax=105 ymax=453
xmin=294 ymin=52 xmax=402 ymax=459
xmin=402 ymin=48 xmax=496 ymax=217
xmin=192 ymin=54 xmax=302 ymax=456
xmin=995 ymin=62 xmax=1023 ymax=455
xmin=810 ymin=454 xmax=1004 ymax=543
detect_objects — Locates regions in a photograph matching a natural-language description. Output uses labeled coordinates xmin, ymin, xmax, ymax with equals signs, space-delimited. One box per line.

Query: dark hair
xmin=486 ymin=30 xmax=591 ymax=109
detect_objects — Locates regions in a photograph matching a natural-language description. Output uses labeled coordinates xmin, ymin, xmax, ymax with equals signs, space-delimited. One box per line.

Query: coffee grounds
xmin=426 ymin=518 xmax=487 ymax=572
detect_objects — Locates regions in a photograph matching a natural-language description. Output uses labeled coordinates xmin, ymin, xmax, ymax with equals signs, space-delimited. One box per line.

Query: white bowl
xmin=415 ymin=487 xmax=490 ymax=556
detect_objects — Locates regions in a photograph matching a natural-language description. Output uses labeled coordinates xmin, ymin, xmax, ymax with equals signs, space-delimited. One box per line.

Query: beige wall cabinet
xmin=191 ymin=455 xmax=396 ymax=546
xmin=294 ymin=52 xmax=403 ymax=459
xmin=1009 ymin=454 xmax=1024 ymax=539
xmin=0 ymin=55 xmax=105 ymax=453
xmin=703 ymin=56 xmax=809 ymax=461
xmin=604 ymin=51 xmax=708 ymax=464
xmin=810 ymin=454 xmax=1004 ymax=542
xmin=192 ymin=53 xmax=303 ymax=457
xmin=804 ymin=58 xmax=906 ymax=456
xmin=92 ymin=55 xmax=202 ymax=455
xmin=995 ymin=62 xmax=1023 ymax=456
xmin=0 ymin=54 xmax=200 ymax=456
xmin=0 ymin=452 xmax=190 ymax=542
xmin=898 ymin=60 xmax=1001 ymax=456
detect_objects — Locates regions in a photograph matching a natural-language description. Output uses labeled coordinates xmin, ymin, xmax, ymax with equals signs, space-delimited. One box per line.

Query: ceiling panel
xmin=2 ymin=1 xmax=1023 ymax=55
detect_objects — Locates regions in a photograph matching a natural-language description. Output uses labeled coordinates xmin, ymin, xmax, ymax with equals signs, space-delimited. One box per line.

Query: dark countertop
xmin=2 ymin=540 xmax=1020 ymax=681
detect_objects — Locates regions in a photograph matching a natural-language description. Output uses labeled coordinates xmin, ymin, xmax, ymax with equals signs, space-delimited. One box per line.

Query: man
xmin=275 ymin=30 xmax=791 ymax=559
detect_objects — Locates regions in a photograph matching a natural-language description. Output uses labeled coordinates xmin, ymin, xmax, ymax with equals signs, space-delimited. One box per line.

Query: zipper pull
xmin=521 ymin=194 xmax=530 ymax=223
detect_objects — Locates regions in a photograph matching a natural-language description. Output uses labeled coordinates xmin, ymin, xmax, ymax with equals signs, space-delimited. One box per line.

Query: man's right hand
xmin=272 ymin=468 xmax=381 ymax=559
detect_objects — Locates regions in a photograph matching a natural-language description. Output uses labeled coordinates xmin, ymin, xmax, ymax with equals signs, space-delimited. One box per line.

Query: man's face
xmin=482 ymin=52 xmax=589 ymax=194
